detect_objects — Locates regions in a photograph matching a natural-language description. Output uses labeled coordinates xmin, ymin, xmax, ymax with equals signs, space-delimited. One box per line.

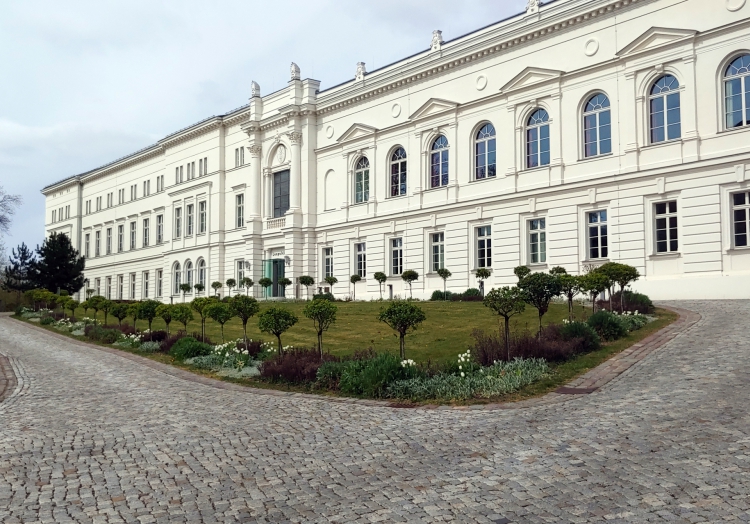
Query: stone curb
xmin=1 ymin=305 xmax=696 ymax=411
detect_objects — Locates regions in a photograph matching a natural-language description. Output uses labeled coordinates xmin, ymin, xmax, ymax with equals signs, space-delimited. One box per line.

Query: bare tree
xmin=0 ymin=187 xmax=22 ymax=235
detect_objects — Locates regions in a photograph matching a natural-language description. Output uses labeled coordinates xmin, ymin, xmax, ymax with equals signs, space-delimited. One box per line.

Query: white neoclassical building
xmin=43 ymin=0 xmax=750 ymax=302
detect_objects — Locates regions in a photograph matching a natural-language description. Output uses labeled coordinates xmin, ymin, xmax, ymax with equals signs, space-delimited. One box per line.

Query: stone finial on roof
xmin=526 ymin=0 xmax=540 ymax=15
xmin=251 ymin=81 xmax=260 ymax=98
xmin=431 ymin=30 xmax=444 ymax=51
xmin=355 ymin=62 xmax=366 ymax=82
xmin=290 ymin=62 xmax=301 ymax=81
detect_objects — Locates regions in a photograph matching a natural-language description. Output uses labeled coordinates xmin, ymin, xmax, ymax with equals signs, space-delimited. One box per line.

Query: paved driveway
xmin=0 ymin=301 xmax=748 ymax=523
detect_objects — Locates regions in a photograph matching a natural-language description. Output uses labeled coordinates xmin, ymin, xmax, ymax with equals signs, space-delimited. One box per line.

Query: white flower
xmin=458 ymin=365 xmax=462 ymax=370
xmin=460 ymin=372 xmax=465 ymax=377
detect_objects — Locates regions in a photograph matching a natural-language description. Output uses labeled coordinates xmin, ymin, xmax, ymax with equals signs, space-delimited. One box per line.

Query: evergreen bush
xmin=169 ymin=337 xmax=213 ymax=360
xmin=587 ymin=311 xmax=628 ymax=341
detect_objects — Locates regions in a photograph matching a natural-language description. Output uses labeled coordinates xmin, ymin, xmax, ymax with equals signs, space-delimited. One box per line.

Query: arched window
xmin=197 ymin=259 xmax=206 ymax=288
xmin=475 ymin=123 xmax=496 ymax=179
xmin=725 ymin=54 xmax=750 ymax=129
xmin=390 ymin=148 xmax=407 ymax=197
xmin=526 ymin=109 xmax=550 ymax=168
xmin=354 ymin=157 xmax=369 ymax=203
xmin=430 ymin=136 xmax=449 ymax=188
xmin=650 ymin=75 xmax=681 ymax=143
xmin=185 ymin=261 xmax=193 ymax=288
xmin=583 ymin=94 xmax=611 ymax=157
xmin=173 ymin=262 xmax=181 ymax=295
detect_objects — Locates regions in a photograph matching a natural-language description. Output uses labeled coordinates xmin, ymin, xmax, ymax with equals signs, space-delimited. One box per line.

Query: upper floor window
xmin=475 ymin=123 xmax=496 ymax=179
xmin=526 ymin=109 xmax=550 ymax=168
xmin=583 ymin=94 xmax=611 ymax=157
xmin=235 ymin=195 xmax=244 ymax=228
xmin=186 ymin=204 xmax=194 ymax=236
xmin=129 ymin=221 xmax=136 ymax=250
xmin=84 ymin=234 xmax=90 ymax=258
xmin=273 ymin=170 xmax=290 ymax=218
xmin=199 ymin=201 xmax=207 ymax=234
xmin=725 ymin=54 xmax=750 ymax=129
xmin=588 ymin=210 xmax=608 ymax=259
xmin=655 ymin=201 xmax=678 ymax=253
xmin=650 ymin=75 xmax=681 ymax=143
xmin=430 ymin=136 xmax=449 ymax=188
xmin=174 ymin=208 xmax=182 ymax=238
xmin=235 ymin=147 xmax=244 ymax=167
xmin=355 ymin=157 xmax=370 ymax=203
xmin=390 ymin=148 xmax=407 ymax=197
xmin=106 ymin=228 xmax=112 ymax=255
xmin=143 ymin=218 xmax=150 ymax=247
xmin=118 ymin=225 xmax=124 ymax=252
xmin=156 ymin=214 xmax=164 ymax=243
xmin=95 ymin=231 xmax=101 ymax=257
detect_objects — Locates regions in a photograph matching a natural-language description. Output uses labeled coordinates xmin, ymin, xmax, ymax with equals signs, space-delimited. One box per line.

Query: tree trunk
xmin=399 ymin=333 xmax=405 ymax=360
xmin=443 ymin=280 xmax=447 ymax=301
xmin=353 ymin=284 xmax=355 ymax=301
xmin=568 ymin=295 xmax=573 ymax=321
xmin=504 ymin=316 xmax=511 ymax=362
xmin=318 ymin=332 xmax=323 ymax=360
xmin=276 ymin=335 xmax=283 ymax=355
xmin=243 ymin=321 xmax=248 ymax=347
xmin=220 ymin=324 xmax=224 ymax=343
xmin=620 ymin=284 xmax=625 ymax=312
xmin=538 ymin=313 xmax=543 ymax=337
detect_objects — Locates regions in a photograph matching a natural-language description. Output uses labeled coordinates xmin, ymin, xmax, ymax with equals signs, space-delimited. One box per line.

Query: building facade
xmin=43 ymin=0 xmax=750 ymax=301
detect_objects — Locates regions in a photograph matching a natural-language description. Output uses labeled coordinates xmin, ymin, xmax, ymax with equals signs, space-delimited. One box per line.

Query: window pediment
xmin=616 ymin=27 xmax=697 ymax=58
xmin=408 ymin=98 xmax=459 ymax=121
xmin=336 ymin=123 xmax=378 ymax=143
xmin=500 ymin=67 xmax=564 ymax=94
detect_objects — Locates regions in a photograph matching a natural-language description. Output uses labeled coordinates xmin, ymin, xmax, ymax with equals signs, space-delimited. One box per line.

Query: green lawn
xmin=72 ymin=299 xmax=590 ymax=362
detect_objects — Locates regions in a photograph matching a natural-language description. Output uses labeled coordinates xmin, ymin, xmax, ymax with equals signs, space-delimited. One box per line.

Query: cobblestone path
xmin=0 ymin=301 xmax=748 ymax=523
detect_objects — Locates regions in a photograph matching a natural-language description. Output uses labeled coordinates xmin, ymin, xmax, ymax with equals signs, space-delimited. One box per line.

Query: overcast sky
xmin=0 ymin=0 xmax=528 ymax=254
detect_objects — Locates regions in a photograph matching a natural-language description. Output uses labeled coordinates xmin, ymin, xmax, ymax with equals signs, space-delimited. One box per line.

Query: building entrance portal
xmin=262 ymin=259 xmax=285 ymax=298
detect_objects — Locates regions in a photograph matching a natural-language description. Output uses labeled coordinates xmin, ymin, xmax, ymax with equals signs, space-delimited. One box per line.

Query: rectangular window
xmin=95 ymin=231 xmax=101 ymax=257
xmin=186 ymin=204 xmax=194 ymax=236
xmin=156 ymin=177 xmax=161 ymax=192
xmin=324 ymin=247 xmax=334 ymax=278
xmin=156 ymin=270 xmax=163 ymax=297
xmin=156 ymin=214 xmax=163 ymax=243
xmin=431 ymin=232 xmax=444 ymax=272
xmin=235 ymin=148 xmax=244 ymax=167
xmin=130 ymin=185 xmax=137 ymax=201
xmin=65 ymin=205 xmax=70 ymax=219
xmin=143 ymin=271 xmax=149 ymax=298
xmin=477 ymin=226 xmax=492 ymax=268
xmin=143 ymin=180 xmax=149 ymax=197
xmin=236 ymin=194 xmax=244 ymax=228
xmin=95 ymin=278 xmax=101 ymax=297
xmin=174 ymin=208 xmax=182 ymax=238
xmin=356 ymin=242 xmax=366 ymax=278
xmin=129 ymin=221 xmax=136 ymax=250
xmin=106 ymin=277 xmax=112 ymax=299
xmin=118 ymin=275 xmax=124 ymax=300
xmin=273 ymin=170 xmax=290 ymax=218
xmin=130 ymin=273 xmax=136 ymax=299
xmin=733 ymin=192 xmax=750 ymax=247
xmin=106 ymin=228 xmax=112 ymax=255
xmin=588 ymin=210 xmax=608 ymax=259
xmin=528 ymin=218 xmax=547 ymax=264
xmin=52 ymin=209 xmax=56 ymax=223
xmin=84 ymin=234 xmax=90 ymax=258
xmin=355 ymin=166 xmax=369 ymax=203
xmin=96 ymin=196 xmax=101 ymax=211
xmin=199 ymin=202 xmax=206 ymax=233
xmin=655 ymin=201 xmax=678 ymax=253
xmin=143 ymin=218 xmax=150 ymax=247
xmin=236 ymin=260 xmax=245 ymax=283
xmin=199 ymin=158 xmax=203 ymax=176
xmin=118 ymin=225 xmax=124 ymax=252
xmin=391 ymin=238 xmax=403 ymax=276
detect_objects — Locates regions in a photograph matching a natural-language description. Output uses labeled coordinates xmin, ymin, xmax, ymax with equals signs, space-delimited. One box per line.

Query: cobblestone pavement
xmin=0 ymin=301 xmax=748 ymax=523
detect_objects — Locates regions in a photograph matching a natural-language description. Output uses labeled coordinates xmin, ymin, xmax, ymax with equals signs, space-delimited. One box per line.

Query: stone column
xmin=263 ymin=168 xmax=272 ymax=218
xmin=288 ymin=131 xmax=302 ymax=213
xmin=248 ymin=144 xmax=262 ymax=219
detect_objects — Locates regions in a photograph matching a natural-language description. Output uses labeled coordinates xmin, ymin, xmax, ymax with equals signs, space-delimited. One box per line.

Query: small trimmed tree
xmin=111 ymin=303 xmax=129 ymax=327
xmin=171 ymin=304 xmax=194 ymax=333
xmin=303 ymin=299 xmax=337 ymax=359
xmin=229 ymin=295 xmax=260 ymax=346
xmin=81 ymin=299 xmax=90 ymax=317
xmin=594 ymin=262 xmax=619 ymax=311
xmin=582 ymin=271 xmax=610 ymax=313
xmin=100 ymin=299 xmax=114 ymax=326
xmin=259 ymin=277 xmax=273 ymax=299
xmin=190 ymin=297 xmax=211 ymax=341
xmin=349 ymin=274 xmax=361 ymax=300
xmin=226 ymin=278 xmax=237 ymax=297
xmin=278 ymin=277 xmax=292 ymax=298
xmin=241 ymin=277 xmax=254 ymax=296
xmin=483 ymin=287 xmax=527 ymax=360
xmin=324 ymin=276 xmax=338 ymax=297
xmin=436 ymin=268 xmax=451 ymax=300
xmin=211 ymin=281 xmax=222 ymax=297
xmin=378 ymin=301 xmax=426 ymax=359
xmin=205 ymin=302 xmax=233 ymax=343
xmin=518 ymin=272 xmax=562 ymax=335
xmin=298 ymin=275 xmax=315 ymax=299
xmin=85 ymin=288 xmax=95 ymax=299
xmin=193 ymin=283 xmax=205 ymax=295
xmin=373 ymin=272 xmax=387 ymax=300
xmin=139 ymin=300 xmax=160 ymax=332
xmin=155 ymin=304 xmax=174 ymax=336
xmin=66 ymin=299 xmax=79 ymax=319
xmin=514 ymin=265 xmax=531 ymax=282
xmin=475 ymin=268 xmax=491 ymax=296
xmin=558 ymin=273 xmax=583 ymax=321
xmin=127 ymin=303 xmax=140 ymax=331
xmin=401 ymin=270 xmax=419 ymax=299
xmin=613 ymin=263 xmax=640 ymax=312
xmin=179 ymin=283 xmax=192 ymax=303
xmin=258 ymin=307 xmax=299 ymax=354
xmin=57 ymin=296 xmax=71 ymax=319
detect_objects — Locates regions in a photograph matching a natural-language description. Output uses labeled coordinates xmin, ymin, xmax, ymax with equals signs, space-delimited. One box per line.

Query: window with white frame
xmin=156 ymin=270 xmax=163 ymax=297
xmin=391 ymin=238 xmax=403 ymax=276
xmin=96 ymin=196 xmax=102 ymax=211
xmin=354 ymin=157 xmax=370 ymax=203
xmin=118 ymin=188 xmax=124 ymax=204
xmin=130 ymin=184 xmax=137 ymax=201
xmin=65 ymin=205 xmax=70 ymax=219
xmin=526 ymin=109 xmax=550 ymax=168
xmin=175 ymin=166 xmax=183 ymax=184
xmin=185 ymin=262 xmax=193 ymax=289
xmin=725 ymin=54 xmax=750 ymax=129
xmin=51 ymin=209 xmax=56 ymax=223
xmin=84 ymin=234 xmax=90 ymax=258
xmin=650 ymin=76 xmax=681 ymax=143
xmin=583 ymin=94 xmax=612 ymax=157
xmin=324 ymin=247 xmax=334 ymax=278
xmin=95 ymin=230 xmax=101 ymax=257
xmin=475 ymin=123 xmax=496 ymax=179
xmin=199 ymin=202 xmax=206 ymax=234
xmin=477 ymin=226 xmax=492 ymax=268
xmin=117 ymin=225 xmax=123 ymax=252
xmin=129 ymin=221 xmax=136 ymax=250
xmin=143 ymin=271 xmax=149 ymax=298
xmin=186 ymin=204 xmax=194 ymax=236
xmin=587 ymin=210 xmax=608 ymax=259
xmin=732 ymin=192 xmax=750 ymax=247
xmin=143 ymin=180 xmax=150 ymax=197
xmin=143 ymin=218 xmax=150 ymax=247
xmin=156 ymin=214 xmax=163 ymax=243
xmin=273 ymin=171 xmax=290 ymax=218
xmin=173 ymin=263 xmax=181 ymax=295
xmin=235 ymin=194 xmax=244 ymax=228
xmin=197 ymin=259 xmax=206 ymax=288
xmin=654 ymin=201 xmax=678 ymax=253
xmin=85 ymin=200 xmax=91 ymax=214
xmin=235 ymin=147 xmax=244 ymax=167
xmin=199 ymin=158 xmax=204 ymax=176
xmin=106 ymin=277 xmax=112 ymax=299
xmin=174 ymin=208 xmax=182 ymax=238
xmin=431 ymin=232 xmax=444 ymax=272
xmin=236 ymin=260 xmax=244 ymax=284
xmin=390 ymin=148 xmax=407 ymax=197
xmin=356 ymin=242 xmax=366 ymax=278
xmin=117 ymin=275 xmax=124 ymax=299
xmin=130 ymin=273 xmax=136 ymax=299
xmin=528 ymin=218 xmax=546 ymax=264
xmin=106 ymin=193 xmax=112 ymax=208
xmin=430 ymin=136 xmax=449 ymax=188
xmin=95 ymin=278 xmax=101 ymax=296
xmin=106 ymin=228 xmax=112 ymax=255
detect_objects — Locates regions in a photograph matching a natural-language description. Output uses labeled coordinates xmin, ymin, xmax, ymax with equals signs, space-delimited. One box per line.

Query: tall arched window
xmin=390 ymin=148 xmax=407 ymax=197
xmin=725 ymin=54 xmax=750 ymax=129
xmin=197 ymin=259 xmax=206 ymax=289
xmin=650 ymin=75 xmax=681 ymax=143
xmin=185 ymin=260 xmax=193 ymax=288
xmin=354 ymin=157 xmax=370 ymax=203
xmin=430 ymin=136 xmax=449 ymax=188
xmin=475 ymin=123 xmax=496 ymax=179
xmin=173 ymin=262 xmax=181 ymax=295
xmin=583 ymin=94 xmax=611 ymax=157
xmin=526 ymin=109 xmax=550 ymax=168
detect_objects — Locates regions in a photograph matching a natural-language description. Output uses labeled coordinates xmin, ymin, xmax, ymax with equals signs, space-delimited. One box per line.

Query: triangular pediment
xmin=336 ymin=123 xmax=378 ymax=143
xmin=408 ymin=98 xmax=459 ymax=120
xmin=616 ymin=27 xmax=697 ymax=57
xmin=500 ymin=67 xmax=564 ymax=93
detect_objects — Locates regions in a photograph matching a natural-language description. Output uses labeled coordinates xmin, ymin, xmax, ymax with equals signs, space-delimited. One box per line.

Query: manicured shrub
xmin=618 ymin=313 xmax=649 ymax=332
xmin=463 ymin=288 xmax=482 ymax=297
xmin=430 ymin=290 xmax=454 ymax=301
xmin=587 ymin=311 xmax=628 ymax=341
xmin=608 ymin=291 xmax=654 ymax=314
xmin=471 ymin=329 xmax=506 ymax=367
xmin=312 ymin=292 xmax=335 ymax=302
xmin=315 ymin=360 xmax=350 ymax=390
xmin=40 ymin=316 xmax=54 ymax=325
xmin=101 ymin=329 xmax=122 ymax=344
xmin=141 ymin=330 xmax=168 ymax=343
xmin=472 ymin=326 xmax=586 ymax=364
xmin=169 ymin=337 xmax=212 ymax=360
xmin=160 ymin=333 xmax=186 ymax=354
xmin=259 ymin=347 xmax=336 ymax=383
xmin=139 ymin=341 xmax=162 ymax=353
xmin=339 ymin=353 xmax=420 ymax=398
xmin=84 ymin=324 xmax=105 ymax=341
xmin=559 ymin=321 xmax=601 ymax=352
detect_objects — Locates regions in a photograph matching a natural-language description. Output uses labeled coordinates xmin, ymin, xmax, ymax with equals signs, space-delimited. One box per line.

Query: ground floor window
xmin=391 ymin=238 xmax=403 ymax=275
xmin=588 ymin=210 xmax=608 ymax=259
xmin=655 ymin=201 xmax=678 ymax=253
xmin=143 ymin=271 xmax=149 ymax=298
xmin=356 ymin=243 xmax=366 ymax=278
xmin=528 ymin=218 xmax=546 ymax=264
xmin=157 ymin=270 xmax=163 ymax=297
xmin=324 ymin=247 xmax=333 ymax=278
xmin=431 ymin=232 xmax=444 ymax=272
xmin=477 ymin=226 xmax=491 ymax=268
xmin=733 ymin=192 xmax=750 ymax=247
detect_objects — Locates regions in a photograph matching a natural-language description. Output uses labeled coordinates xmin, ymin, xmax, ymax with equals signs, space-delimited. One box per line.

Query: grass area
xmin=70 ymin=299 xmax=593 ymax=362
